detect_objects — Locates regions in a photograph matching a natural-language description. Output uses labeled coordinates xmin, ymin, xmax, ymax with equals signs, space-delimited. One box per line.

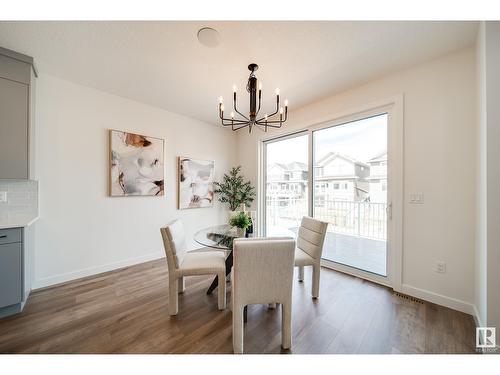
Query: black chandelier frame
xmin=218 ymin=63 xmax=288 ymax=133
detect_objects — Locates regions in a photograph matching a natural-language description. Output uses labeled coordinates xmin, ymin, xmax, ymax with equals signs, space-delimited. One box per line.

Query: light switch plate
xmin=0 ymin=191 xmax=7 ymax=203
xmin=410 ymin=193 xmax=424 ymax=204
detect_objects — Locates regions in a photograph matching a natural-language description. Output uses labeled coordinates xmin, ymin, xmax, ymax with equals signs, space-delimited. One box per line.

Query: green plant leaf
xmin=229 ymin=212 xmax=252 ymax=229
xmin=214 ymin=166 xmax=256 ymax=211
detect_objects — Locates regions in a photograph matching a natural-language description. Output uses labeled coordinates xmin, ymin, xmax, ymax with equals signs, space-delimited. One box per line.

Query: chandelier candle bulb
xmin=219 ymin=96 xmax=224 ymax=104
xmin=275 ymin=88 xmax=280 ymax=95
xmin=231 ymin=111 xmax=235 ymax=119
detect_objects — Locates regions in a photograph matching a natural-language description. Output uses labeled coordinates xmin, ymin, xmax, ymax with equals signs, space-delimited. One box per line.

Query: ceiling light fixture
xmin=218 ymin=63 xmax=288 ymax=133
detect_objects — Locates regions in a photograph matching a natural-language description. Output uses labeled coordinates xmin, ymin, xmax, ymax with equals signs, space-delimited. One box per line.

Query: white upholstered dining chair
xmin=294 ymin=216 xmax=328 ymax=298
xmin=232 ymin=237 xmax=295 ymax=354
xmin=160 ymin=219 xmax=226 ymax=315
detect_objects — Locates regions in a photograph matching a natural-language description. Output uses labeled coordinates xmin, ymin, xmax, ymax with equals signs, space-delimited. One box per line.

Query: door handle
xmin=386 ymin=202 xmax=392 ymax=220
xmin=0 ymin=235 xmax=7 ymax=239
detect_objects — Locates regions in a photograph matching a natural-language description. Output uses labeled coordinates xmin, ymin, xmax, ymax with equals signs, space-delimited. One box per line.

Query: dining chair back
xmin=295 ymin=216 xmax=328 ymax=298
xmin=297 ymin=216 xmax=328 ymax=259
xmin=161 ymin=219 xmax=188 ymax=270
xmin=232 ymin=237 xmax=295 ymax=354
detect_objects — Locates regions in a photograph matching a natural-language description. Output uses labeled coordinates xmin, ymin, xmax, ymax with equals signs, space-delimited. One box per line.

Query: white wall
xmin=476 ymin=21 xmax=500 ymax=331
xmin=484 ymin=22 xmax=500 ymax=335
xmin=237 ymin=47 xmax=477 ymax=314
xmin=475 ymin=23 xmax=488 ymax=326
xmin=34 ymin=74 xmax=236 ymax=288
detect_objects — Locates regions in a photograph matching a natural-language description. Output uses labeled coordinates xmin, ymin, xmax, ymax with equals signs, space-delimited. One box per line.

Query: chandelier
xmin=218 ymin=63 xmax=288 ymax=133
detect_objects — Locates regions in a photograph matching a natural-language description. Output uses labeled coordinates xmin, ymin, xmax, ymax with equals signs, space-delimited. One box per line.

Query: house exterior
xmin=267 ymin=151 xmax=387 ymax=204
xmin=366 ymin=152 xmax=387 ymax=203
xmin=266 ymin=162 xmax=308 ymax=203
xmin=313 ymin=152 xmax=370 ymax=204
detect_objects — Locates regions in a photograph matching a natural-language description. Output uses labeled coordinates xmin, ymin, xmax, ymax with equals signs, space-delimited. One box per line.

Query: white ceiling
xmin=0 ymin=21 xmax=478 ymax=124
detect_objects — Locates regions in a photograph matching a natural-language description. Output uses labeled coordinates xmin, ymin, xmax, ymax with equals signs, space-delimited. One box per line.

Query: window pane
xmin=313 ymin=114 xmax=388 ymax=276
xmin=265 ymin=134 xmax=309 ymax=236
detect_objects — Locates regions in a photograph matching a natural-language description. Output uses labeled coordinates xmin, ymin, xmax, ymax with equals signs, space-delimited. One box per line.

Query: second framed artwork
xmin=178 ymin=157 xmax=215 ymax=209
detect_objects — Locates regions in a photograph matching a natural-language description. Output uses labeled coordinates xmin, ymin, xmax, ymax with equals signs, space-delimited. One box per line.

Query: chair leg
xmin=218 ymin=271 xmax=226 ymax=310
xmin=169 ymin=276 xmax=179 ymax=315
xmin=298 ymin=266 xmax=304 ymax=282
xmin=178 ymin=276 xmax=185 ymax=294
xmin=282 ymin=302 xmax=292 ymax=349
xmin=312 ymin=264 xmax=321 ymax=298
xmin=232 ymin=304 xmax=245 ymax=354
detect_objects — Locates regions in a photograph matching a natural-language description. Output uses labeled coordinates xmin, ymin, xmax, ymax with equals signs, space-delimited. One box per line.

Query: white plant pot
xmin=236 ymin=227 xmax=246 ymax=238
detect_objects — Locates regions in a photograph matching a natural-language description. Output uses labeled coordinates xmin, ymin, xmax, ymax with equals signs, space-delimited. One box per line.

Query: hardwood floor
xmin=0 ymin=259 xmax=477 ymax=354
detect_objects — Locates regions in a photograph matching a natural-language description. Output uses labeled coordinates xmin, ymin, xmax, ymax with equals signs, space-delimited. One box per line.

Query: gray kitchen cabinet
xmin=0 ymin=47 xmax=37 ymax=179
xmin=0 ymin=226 xmax=34 ymax=318
xmin=0 ymin=78 xmax=29 ymax=178
xmin=0 ymin=242 xmax=22 ymax=308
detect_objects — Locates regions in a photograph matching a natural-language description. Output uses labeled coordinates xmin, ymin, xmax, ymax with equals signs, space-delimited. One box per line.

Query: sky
xmin=266 ymin=114 xmax=387 ymax=166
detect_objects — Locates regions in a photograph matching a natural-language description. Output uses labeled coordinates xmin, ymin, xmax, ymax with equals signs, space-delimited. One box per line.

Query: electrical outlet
xmin=0 ymin=191 xmax=7 ymax=203
xmin=410 ymin=193 xmax=424 ymax=204
xmin=435 ymin=261 xmax=446 ymax=274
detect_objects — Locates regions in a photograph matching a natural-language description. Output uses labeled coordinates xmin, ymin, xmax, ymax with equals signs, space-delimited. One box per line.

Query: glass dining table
xmin=194 ymin=224 xmax=242 ymax=295
xmin=194 ymin=224 xmax=295 ymax=295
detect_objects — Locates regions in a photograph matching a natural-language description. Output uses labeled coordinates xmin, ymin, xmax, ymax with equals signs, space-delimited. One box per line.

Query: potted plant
xmin=214 ymin=166 xmax=256 ymax=213
xmin=229 ymin=211 xmax=252 ymax=238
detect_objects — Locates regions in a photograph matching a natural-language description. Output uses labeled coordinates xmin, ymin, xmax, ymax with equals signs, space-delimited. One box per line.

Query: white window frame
xmin=259 ymin=95 xmax=404 ymax=291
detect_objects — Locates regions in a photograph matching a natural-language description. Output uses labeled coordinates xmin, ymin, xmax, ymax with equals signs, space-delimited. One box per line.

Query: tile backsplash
xmin=0 ymin=180 xmax=38 ymax=216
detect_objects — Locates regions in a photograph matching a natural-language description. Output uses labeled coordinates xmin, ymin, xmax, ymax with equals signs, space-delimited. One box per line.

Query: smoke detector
xmin=197 ymin=27 xmax=220 ymax=48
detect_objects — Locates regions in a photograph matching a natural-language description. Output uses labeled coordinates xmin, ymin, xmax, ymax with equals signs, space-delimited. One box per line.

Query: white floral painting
xmin=178 ymin=157 xmax=215 ymax=209
xmin=109 ymin=130 xmax=164 ymax=196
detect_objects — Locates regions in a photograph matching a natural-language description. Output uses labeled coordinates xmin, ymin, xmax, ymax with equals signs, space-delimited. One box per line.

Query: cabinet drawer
xmin=0 ymin=242 xmax=22 ymax=308
xmin=0 ymin=228 xmax=22 ymax=245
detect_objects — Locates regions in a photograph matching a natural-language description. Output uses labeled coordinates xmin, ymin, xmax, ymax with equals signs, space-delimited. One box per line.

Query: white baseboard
xmin=401 ymin=284 xmax=475 ymax=316
xmin=32 ymin=251 xmax=165 ymax=290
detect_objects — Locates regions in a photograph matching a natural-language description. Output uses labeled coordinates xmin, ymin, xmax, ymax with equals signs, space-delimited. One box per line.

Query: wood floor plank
xmin=0 ymin=259 xmax=477 ymax=354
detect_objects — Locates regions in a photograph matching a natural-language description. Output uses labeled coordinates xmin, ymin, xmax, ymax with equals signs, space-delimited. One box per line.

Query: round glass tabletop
xmin=194 ymin=224 xmax=239 ymax=249
xmin=194 ymin=224 xmax=296 ymax=250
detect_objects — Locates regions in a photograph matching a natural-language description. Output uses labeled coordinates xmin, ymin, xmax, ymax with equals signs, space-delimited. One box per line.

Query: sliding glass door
xmin=313 ymin=114 xmax=388 ymax=276
xmin=264 ymin=133 xmax=309 ymax=237
xmin=262 ymin=110 xmax=395 ymax=285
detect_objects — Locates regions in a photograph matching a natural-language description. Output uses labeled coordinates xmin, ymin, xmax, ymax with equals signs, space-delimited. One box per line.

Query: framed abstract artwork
xmin=109 ymin=130 xmax=165 ymax=196
xmin=178 ymin=157 xmax=215 ymax=209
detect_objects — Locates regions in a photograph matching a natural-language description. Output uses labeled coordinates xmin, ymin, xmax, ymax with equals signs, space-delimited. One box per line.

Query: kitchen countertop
xmin=0 ymin=213 xmax=39 ymax=229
